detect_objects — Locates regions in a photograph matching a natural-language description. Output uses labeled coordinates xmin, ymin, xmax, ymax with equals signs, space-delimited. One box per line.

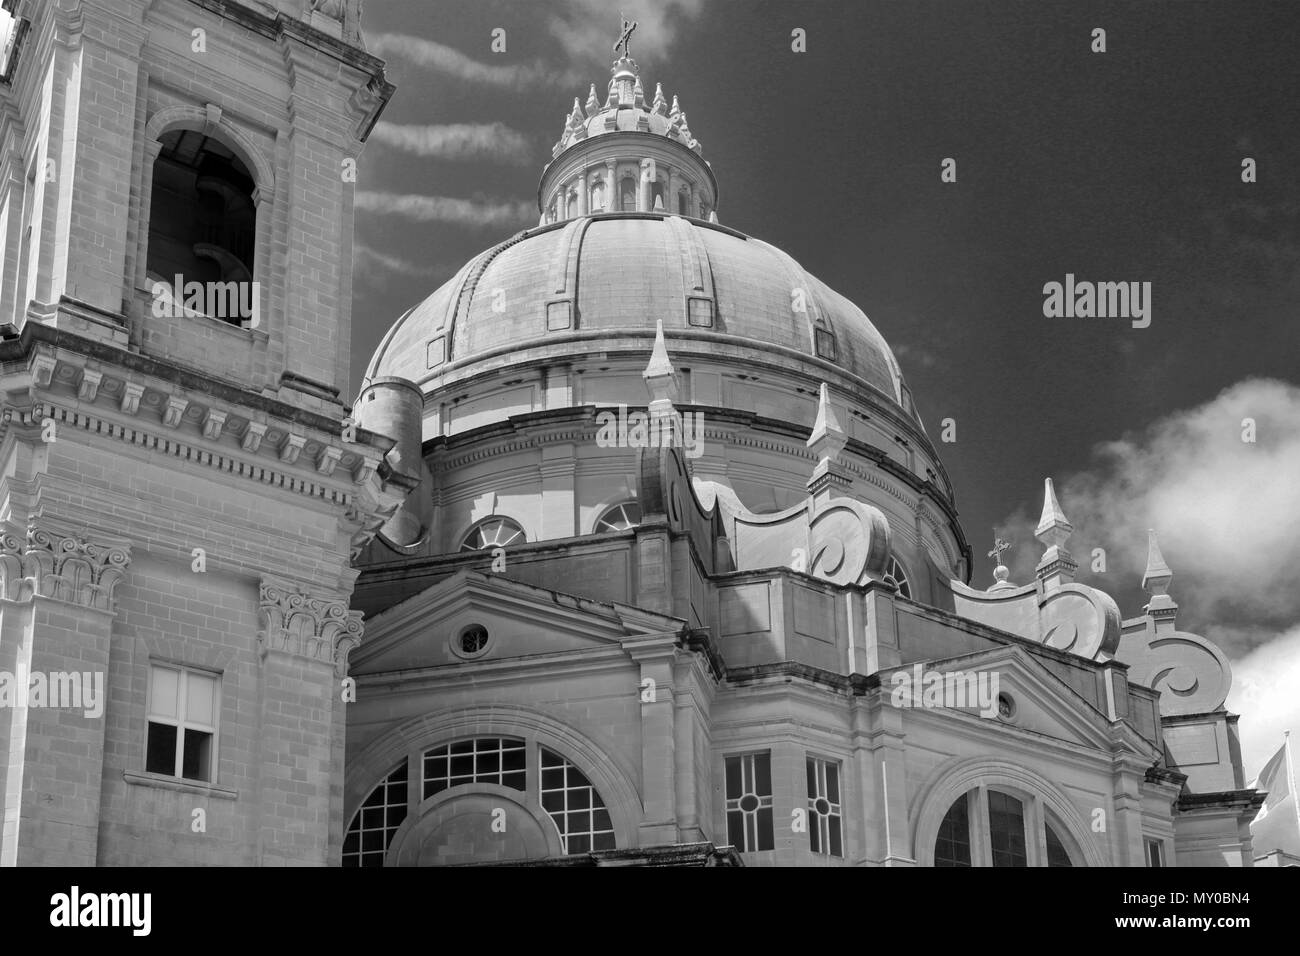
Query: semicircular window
xmin=343 ymin=760 xmax=408 ymax=867
xmin=459 ymin=517 xmax=525 ymax=552
xmin=594 ymin=502 xmax=641 ymax=533
xmin=423 ymin=737 xmax=527 ymax=799
xmin=886 ymin=556 xmax=912 ymax=599
xmin=540 ymin=747 xmax=616 ymax=854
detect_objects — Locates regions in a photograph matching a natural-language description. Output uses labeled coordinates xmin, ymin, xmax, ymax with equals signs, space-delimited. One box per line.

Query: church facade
xmin=0 ymin=0 xmax=1264 ymax=867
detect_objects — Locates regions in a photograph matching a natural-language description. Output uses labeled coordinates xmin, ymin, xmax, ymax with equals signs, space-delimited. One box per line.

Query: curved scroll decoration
xmin=259 ymin=579 xmax=366 ymax=676
xmin=636 ymin=445 xmax=728 ymax=574
xmin=808 ymin=499 xmax=890 ymax=586
xmin=1118 ymin=628 xmax=1232 ymax=716
xmin=1038 ymin=585 xmax=1121 ymax=659
xmin=0 ymin=522 xmax=130 ymax=612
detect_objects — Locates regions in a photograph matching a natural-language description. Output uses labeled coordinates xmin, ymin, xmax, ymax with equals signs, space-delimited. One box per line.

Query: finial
xmin=652 ymin=83 xmax=668 ymax=115
xmin=1142 ymin=528 xmax=1178 ymax=627
xmin=1141 ymin=528 xmax=1172 ymax=595
xmin=569 ymin=98 xmax=585 ymax=126
xmin=988 ymin=533 xmax=1015 ymax=590
xmin=643 ymin=320 xmax=679 ymax=406
xmin=586 ymin=83 xmax=600 ymax=115
xmin=1034 ymin=477 xmax=1078 ymax=590
xmin=614 ymin=12 xmax=638 ymax=59
xmin=806 ymin=383 xmax=850 ymax=496
xmin=632 ymin=74 xmax=646 ymax=108
xmin=1035 ymin=477 xmax=1072 ymax=547
xmin=669 ymin=95 xmax=681 ymax=120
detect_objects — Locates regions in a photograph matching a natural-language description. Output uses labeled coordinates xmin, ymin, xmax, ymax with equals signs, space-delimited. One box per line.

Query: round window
xmin=452 ymin=624 xmax=491 ymax=659
xmin=997 ymin=693 xmax=1016 ymax=720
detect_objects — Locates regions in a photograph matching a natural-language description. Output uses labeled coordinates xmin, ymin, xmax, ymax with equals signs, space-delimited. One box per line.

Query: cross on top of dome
xmin=550 ymin=16 xmax=703 ymax=159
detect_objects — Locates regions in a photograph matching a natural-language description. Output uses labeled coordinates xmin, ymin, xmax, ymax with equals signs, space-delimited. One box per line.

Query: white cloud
xmin=1227 ymin=624 xmax=1300 ymax=780
xmin=353 ymin=243 xmax=437 ymax=278
xmin=997 ymin=378 xmax=1300 ymax=777
xmin=368 ymin=33 xmax=583 ymax=89
xmin=370 ymin=122 xmax=531 ymax=164
xmin=355 ymin=191 xmax=534 ymax=229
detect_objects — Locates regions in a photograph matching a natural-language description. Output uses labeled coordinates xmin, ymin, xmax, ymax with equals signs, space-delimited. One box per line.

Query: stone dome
xmin=364 ymin=211 xmax=916 ymax=422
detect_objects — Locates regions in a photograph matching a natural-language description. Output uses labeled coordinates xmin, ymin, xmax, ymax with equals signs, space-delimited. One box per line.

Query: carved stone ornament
xmin=257 ymin=578 xmax=364 ymax=676
xmin=0 ymin=521 xmax=131 ymax=612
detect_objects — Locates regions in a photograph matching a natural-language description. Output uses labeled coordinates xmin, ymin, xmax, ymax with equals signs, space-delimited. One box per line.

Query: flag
xmin=1250 ymin=735 xmax=1300 ymax=859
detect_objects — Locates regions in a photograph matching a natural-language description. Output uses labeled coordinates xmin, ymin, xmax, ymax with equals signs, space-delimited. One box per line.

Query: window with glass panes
xmin=422 ymin=737 xmax=526 ymax=799
xmin=933 ymin=788 xmax=1078 ymax=867
xmin=806 ymin=756 xmax=843 ymax=857
xmin=343 ymin=761 xmax=408 ymax=867
xmin=725 ymin=751 xmax=774 ymax=852
xmin=145 ymin=664 xmax=218 ymax=782
xmin=934 ymin=793 xmax=972 ymax=866
xmin=988 ymin=790 xmax=1028 ymax=867
xmin=539 ymin=747 xmax=615 ymax=854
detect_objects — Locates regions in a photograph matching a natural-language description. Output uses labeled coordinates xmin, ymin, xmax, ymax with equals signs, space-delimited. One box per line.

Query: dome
xmin=365 ymin=211 xmax=914 ymax=420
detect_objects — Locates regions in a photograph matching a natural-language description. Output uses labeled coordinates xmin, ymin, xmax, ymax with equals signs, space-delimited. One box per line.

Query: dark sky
xmin=350 ymin=1 xmax=1300 ymax=772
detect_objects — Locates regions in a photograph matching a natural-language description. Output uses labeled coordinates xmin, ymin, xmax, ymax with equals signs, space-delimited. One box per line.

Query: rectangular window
xmin=146 ymin=664 xmax=218 ymax=783
xmin=806 ymin=756 xmax=843 ymax=857
xmin=1146 ymin=838 xmax=1164 ymax=868
xmin=724 ymin=752 xmax=774 ymax=853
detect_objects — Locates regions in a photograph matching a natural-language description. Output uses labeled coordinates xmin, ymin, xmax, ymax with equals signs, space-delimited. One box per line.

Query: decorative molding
xmin=257 ymin=578 xmax=363 ymax=676
xmin=0 ymin=520 xmax=131 ymax=612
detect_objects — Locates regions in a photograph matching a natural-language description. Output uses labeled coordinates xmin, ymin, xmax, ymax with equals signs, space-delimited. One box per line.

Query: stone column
xmin=0 ymin=521 xmax=131 ymax=866
xmin=539 ymin=444 xmax=576 ymax=539
xmin=0 ymin=158 xmax=26 ymax=328
xmin=605 ymin=160 xmax=618 ymax=212
xmin=575 ymin=172 xmax=587 ymax=216
xmin=627 ymin=637 xmax=678 ymax=845
xmin=254 ymin=577 xmax=363 ymax=865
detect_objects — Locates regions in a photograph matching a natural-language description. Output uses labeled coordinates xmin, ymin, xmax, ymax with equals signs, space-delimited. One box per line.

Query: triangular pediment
xmin=352 ymin=570 xmax=685 ymax=675
xmin=887 ymin=644 xmax=1154 ymax=756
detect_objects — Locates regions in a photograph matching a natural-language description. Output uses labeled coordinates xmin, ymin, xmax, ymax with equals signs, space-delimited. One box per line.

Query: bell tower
xmin=0 ymin=0 xmax=416 ymax=865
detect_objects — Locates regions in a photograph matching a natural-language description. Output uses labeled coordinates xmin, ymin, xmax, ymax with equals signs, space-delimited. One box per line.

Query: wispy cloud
xmin=371 ymin=121 xmax=532 ymax=164
xmin=996 ymin=378 xmax=1300 ymax=777
xmin=356 ymin=190 xmax=534 ymax=229
xmin=353 ymin=243 xmax=438 ymax=278
xmin=368 ymin=33 xmax=583 ymax=90
xmin=545 ymin=0 xmax=706 ymax=65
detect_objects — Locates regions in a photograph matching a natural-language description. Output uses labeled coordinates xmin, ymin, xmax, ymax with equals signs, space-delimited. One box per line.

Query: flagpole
xmin=1287 ymin=731 xmax=1300 ymax=839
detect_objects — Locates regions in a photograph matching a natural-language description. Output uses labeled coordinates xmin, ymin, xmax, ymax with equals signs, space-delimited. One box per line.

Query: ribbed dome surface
xmin=366 ymin=213 xmax=909 ymax=415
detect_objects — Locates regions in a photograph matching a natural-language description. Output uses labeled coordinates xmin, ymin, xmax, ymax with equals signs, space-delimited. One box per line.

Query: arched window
xmin=650 ymin=181 xmax=666 ymax=212
xmin=540 ymin=746 xmax=616 ymax=854
xmin=1045 ymin=821 xmax=1074 ymax=867
xmin=459 ymin=517 xmax=525 ymax=552
xmin=423 ymin=737 xmax=526 ymax=798
xmin=594 ymin=502 xmax=640 ymax=533
xmin=146 ymin=129 xmax=256 ymax=325
xmin=343 ymin=761 xmax=408 ymax=867
xmin=590 ymin=178 xmax=606 ymax=212
xmin=933 ymin=788 xmax=1080 ymax=867
xmin=886 ymin=556 xmax=912 ymax=599
xmin=620 ymin=175 xmax=637 ymax=211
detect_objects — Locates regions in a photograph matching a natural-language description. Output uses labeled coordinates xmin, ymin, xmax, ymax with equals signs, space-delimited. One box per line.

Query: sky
xmin=348 ymin=0 xmax=1300 ymax=779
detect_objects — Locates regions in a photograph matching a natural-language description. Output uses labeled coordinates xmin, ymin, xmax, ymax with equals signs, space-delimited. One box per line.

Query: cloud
xmin=997 ymin=378 xmax=1300 ymax=778
xmin=545 ymin=0 xmax=707 ymax=65
xmin=1228 ymin=625 xmax=1300 ymax=780
xmin=368 ymin=33 xmax=583 ymax=90
xmin=370 ymin=122 xmax=532 ymax=164
xmin=353 ymin=243 xmax=438 ymax=278
xmin=355 ymin=191 xmax=535 ymax=229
